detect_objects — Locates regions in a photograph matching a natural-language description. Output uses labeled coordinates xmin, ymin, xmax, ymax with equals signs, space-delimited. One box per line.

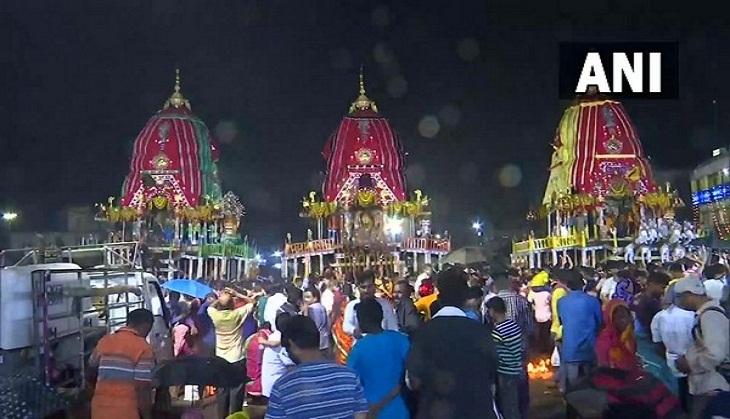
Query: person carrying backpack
xmin=672 ymin=277 xmax=730 ymax=419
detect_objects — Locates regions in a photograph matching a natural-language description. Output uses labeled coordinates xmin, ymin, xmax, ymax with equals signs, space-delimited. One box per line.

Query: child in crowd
xmin=486 ymin=297 xmax=524 ymax=419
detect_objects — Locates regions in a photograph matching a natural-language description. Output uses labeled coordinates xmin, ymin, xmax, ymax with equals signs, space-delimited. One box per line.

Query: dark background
xmin=2 ymin=1 xmax=730 ymax=250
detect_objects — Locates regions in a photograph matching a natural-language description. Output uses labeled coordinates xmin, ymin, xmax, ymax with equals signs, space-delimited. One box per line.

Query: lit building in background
xmin=690 ymin=147 xmax=730 ymax=240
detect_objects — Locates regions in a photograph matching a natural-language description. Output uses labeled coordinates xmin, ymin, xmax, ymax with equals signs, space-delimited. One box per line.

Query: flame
xmin=527 ymin=358 xmax=554 ymax=380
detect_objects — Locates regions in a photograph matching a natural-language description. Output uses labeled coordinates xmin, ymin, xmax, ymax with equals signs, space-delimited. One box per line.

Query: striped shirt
xmin=497 ymin=290 xmax=534 ymax=338
xmin=492 ymin=319 xmax=523 ymax=375
xmin=265 ymin=361 xmax=369 ymax=419
xmin=90 ymin=327 xmax=155 ymax=419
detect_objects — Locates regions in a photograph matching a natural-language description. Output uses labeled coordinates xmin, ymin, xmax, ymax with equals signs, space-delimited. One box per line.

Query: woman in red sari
xmin=595 ymin=299 xmax=639 ymax=371
xmin=591 ymin=299 xmax=682 ymax=419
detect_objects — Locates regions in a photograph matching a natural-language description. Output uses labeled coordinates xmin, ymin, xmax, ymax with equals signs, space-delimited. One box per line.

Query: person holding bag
xmin=673 ymin=277 xmax=730 ymax=418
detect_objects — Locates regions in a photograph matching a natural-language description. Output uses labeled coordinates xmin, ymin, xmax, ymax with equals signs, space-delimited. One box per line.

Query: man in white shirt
xmin=702 ymin=263 xmax=727 ymax=302
xmin=261 ymin=314 xmax=295 ymax=398
xmin=321 ymin=279 xmax=337 ymax=315
xmin=651 ymin=297 xmax=696 ymax=411
xmin=263 ymin=282 xmax=288 ymax=331
xmin=343 ymin=270 xmax=398 ymax=338
xmin=673 ymin=277 xmax=730 ymax=418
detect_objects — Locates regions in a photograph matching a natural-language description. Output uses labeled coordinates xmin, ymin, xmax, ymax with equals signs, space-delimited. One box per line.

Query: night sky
xmin=2 ymin=1 xmax=730 ymax=249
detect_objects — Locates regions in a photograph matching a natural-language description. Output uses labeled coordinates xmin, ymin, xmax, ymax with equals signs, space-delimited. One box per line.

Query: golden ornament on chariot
xmin=151 ymin=195 xmax=168 ymax=209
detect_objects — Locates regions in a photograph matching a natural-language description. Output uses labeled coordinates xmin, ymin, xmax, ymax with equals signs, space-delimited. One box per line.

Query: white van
xmin=0 ymin=263 xmax=172 ymax=382
xmin=85 ymin=269 xmax=173 ymax=361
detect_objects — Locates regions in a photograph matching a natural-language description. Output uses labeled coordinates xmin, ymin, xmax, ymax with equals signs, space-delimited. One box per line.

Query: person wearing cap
xmin=651 ymin=279 xmax=696 ymax=412
xmin=527 ymin=271 xmax=552 ymax=354
xmin=673 ymin=277 xmax=730 ymax=418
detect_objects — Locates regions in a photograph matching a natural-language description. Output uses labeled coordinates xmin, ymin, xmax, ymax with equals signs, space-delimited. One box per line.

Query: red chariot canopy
xmin=121 ymin=70 xmax=221 ymax=210
xmin=322 ymin=74 xmax=406 ymax=205
xmin=544 ymin=93 xmax=658 ymax=204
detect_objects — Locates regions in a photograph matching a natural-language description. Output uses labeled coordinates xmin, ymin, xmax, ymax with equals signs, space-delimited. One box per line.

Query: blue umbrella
xmin=162 ymin=279 xmax=214 ymax=299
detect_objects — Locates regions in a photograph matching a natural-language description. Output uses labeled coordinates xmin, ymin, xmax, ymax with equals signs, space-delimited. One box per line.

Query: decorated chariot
xmin=282 ymin=72 xmax=450 ymax=278
xmin=513 ymin=89 xmax=688 ymax=268
xmin=96 ymin=70 xmax=256 ymax=279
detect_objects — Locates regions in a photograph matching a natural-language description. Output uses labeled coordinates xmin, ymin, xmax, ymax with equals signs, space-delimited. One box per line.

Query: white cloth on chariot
xmin=624 ymin=243 xmax=636 ymax=264
xmin=660 ymin=244 xmax=671 ymax=263
xmin=640 ymin=246 xmax=652 ymax=264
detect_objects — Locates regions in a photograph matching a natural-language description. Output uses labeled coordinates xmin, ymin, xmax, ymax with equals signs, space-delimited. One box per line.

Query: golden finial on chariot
xmin=164 ymin=68 xmax=191 ymax=110
xmin=349 ymin=66 xmax=378 ymax=114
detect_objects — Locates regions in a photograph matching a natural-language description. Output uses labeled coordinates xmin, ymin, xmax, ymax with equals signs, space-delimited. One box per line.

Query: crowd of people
xmin=85 ymin=254 xmax=730 ymax=419
xmin=543 ymin=253 xmax=730 ymax=419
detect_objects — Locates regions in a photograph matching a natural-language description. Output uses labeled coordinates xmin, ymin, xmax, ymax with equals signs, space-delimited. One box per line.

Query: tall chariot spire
xmin=164 ymin=68 xmax=191 ymax=110
xmin=349 ymin=66 xmax=378 ymax=114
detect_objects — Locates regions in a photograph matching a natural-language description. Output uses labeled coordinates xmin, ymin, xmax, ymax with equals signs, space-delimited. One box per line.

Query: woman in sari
xmin=245 ymin=323 xmax=271 ymax=402
xmin=332 ymin=282 xmax=355 ymax=365
xmin=595 ymin=299 xmax=639 ymax=371
xmin=589 ymin=300 xmax=682 ymax=419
